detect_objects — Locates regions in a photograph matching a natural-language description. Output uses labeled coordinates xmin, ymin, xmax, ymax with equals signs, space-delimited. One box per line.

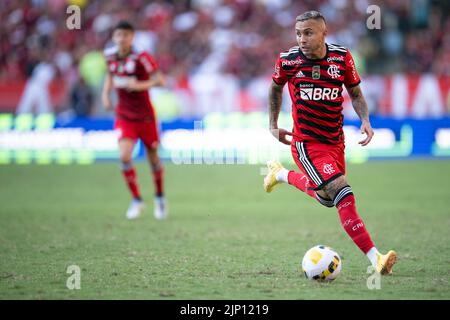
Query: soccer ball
xmin=302 ymin=245 xmax=342 ymax=281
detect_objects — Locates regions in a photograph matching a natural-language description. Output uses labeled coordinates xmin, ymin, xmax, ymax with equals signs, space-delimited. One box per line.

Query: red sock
xmin=288 ymin=170 xmax=316 ymax=198
xmin=335 ymin=188 xmax=374 ymax=254
xmin=152 ymin=165 xmax=164 ymax=197
xmin=122 ymin=166 xmax=141 ymax=200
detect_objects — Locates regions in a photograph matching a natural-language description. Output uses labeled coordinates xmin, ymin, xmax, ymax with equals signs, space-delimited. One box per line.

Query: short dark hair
xmin=296 ymin=10 xmax=326 ymax=24
xmin=113 ymin=20 xmax=135 ymax=32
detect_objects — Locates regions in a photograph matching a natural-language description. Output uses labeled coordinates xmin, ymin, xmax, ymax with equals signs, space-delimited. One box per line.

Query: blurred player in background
xmin=264 ymin=11 xmax=397 ymax=274
xmin=102 ymin=21 xmax=167 ymax=220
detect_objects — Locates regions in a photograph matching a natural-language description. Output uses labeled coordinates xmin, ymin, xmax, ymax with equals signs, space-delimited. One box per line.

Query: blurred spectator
xmin=2 ymin=0 xmax=448 ymax=80
xmin=16 ymin=50 xmax=56 ymax=115
xmin=70 ymin=77 xmax=94 ymax=117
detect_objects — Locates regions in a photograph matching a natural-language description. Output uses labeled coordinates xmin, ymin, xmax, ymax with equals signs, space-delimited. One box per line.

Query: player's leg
xmin=118 ymin=138 xmax=145 ymax=219
xmin=146 ymin=146 xmax=167 ymax=220
xmin=115 ymin=119 xmax=144 ymax=219
xmin=264 ymin=141 xmax=316 ymax=196
xmin=290 ymin=141 xmax=336 ymax=206
xmin=264 ymin=142 xmax=334 ymax=207
xmin=140 ymin=121 xmax=167 ymax=220
xmin=264 ymin=160 xmax=318 ymax=197
xmin=146 ymin=146 xmax=164 ymax=198
xmin=322 ymin=175 xmax=397 ymax=274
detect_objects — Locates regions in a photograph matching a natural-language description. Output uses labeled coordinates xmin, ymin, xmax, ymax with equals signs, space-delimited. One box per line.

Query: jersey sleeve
xmin=272 ymin=54 xmax=288 ymax=85
xmin=138 ymin=52 xmax=159 ymax=76
xmin=344 ymin=49 xmax=361 ymax=88
xmin=103 ymin=46 xmax=117 ymax=74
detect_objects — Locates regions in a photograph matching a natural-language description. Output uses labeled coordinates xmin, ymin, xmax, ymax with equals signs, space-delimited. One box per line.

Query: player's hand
xmin=270 ymin=127 xmax=293 ymax=145
xmin=126 ymin=78 xmax=142 ymax=91
xmin=359 ymin=120 xmax=374 ymax=146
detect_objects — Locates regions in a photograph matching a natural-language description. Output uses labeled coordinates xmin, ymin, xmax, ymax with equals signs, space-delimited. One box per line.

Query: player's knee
xmin=120 ymin=154 xmax=132 ymax=165
xmin=148 ymin=152 xmax=159 ymax=163
xmin=146 ymin=147 xmax=160 ymax=164
xmin=147 ymin=146 xmax=158 ymax=155
xmin=323 ymin=175 xmax=348 ymax=199
xmin=332 ymin=185 xmax=354 ymax=207
xmin=151 ymin=161 xmax=163 ymax=173
xmin=315 ymin=192 xmax=334 ymax=208
xmin=120 ymin=161 xmax=133 ymax=171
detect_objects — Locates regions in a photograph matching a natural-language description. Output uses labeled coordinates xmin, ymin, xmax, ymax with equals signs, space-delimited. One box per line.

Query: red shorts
xmin=291 ymin=140 xmax=345 ymax=190
xmin=114 ymin=118 xmax=160 ymax=149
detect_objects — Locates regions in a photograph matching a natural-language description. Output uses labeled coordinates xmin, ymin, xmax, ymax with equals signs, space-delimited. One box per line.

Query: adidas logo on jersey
xmin=296 ymin=71 xmax=305 ymax=78
xmin=299 ymin=87 xmax=340 ymax=101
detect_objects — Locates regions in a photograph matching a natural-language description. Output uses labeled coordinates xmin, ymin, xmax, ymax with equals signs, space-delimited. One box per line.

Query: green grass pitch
xmin=0 ymin=160 xmax=449 ymax=299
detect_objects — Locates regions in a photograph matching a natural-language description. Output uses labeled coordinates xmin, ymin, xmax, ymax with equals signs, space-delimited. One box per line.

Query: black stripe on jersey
xmin=296 ymin=99 xmax=342 ymax=114
xmin=282 ymin=62 xmax=302 ymax=72
xmin=298 ymin=97 xmax=342 ymax=108
xmin=300 ymin=128 xmax=341 ymax=144
xmin=297 ymin=108 xmax=342 ymax=122
xmin=283 ymin=66 xmax=299 ymax=72
xmin=297 ymin=118 xmax=340 ymax=134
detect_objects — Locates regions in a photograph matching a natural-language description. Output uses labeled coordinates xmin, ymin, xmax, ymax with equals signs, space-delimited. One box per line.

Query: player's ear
xmin=318 ymin=19 xmax=327 ymax=37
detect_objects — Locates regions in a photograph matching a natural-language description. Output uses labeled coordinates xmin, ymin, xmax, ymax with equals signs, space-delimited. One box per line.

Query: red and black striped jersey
xmin=272 ymin=43 xmax=361 ymax=145
xmin=104 ymin=46 xmax=159 ymax=122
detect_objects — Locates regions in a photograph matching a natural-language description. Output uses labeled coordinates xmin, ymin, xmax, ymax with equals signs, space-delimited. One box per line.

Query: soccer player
xmin=264 ymin=11 xmax=397 ymax=274
xmin=102 ymin=21 xmax=167 ymax=220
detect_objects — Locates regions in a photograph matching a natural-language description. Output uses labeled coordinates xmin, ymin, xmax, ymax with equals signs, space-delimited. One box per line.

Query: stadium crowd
xmin=0 ymin=0 xmax=449 ymax=116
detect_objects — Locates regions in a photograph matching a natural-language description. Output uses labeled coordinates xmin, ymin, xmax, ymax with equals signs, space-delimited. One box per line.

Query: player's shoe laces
xmin=126 ymin=199 xmax=145 ymax=220
xmin=154 ymin=196 xmax=168 ymax=220
xmin=376 ymin=250 xmax=397 ymax=275
xmin=264 ymin=160 xmax=284 ymax=193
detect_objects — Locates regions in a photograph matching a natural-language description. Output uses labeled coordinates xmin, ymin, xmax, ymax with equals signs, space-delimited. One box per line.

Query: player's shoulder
xmin=104 ymin=46 xmax=118 ymax=60
xmin=136 ymin=50 xmax=155 ymax=61
xmin=327 ymin=43 xmax=349 ymax=56
xmin=279 ymin=45 xmax=300 ymax=59
xmin=136 ymin=50 xmax=158 ymax=72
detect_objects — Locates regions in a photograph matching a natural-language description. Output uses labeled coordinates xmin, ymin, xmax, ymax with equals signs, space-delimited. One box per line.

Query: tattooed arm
xmin=269 ymin=80 xmax=292 ymax=145
xmin=346 ymin=85 xmax=374 ymax=146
